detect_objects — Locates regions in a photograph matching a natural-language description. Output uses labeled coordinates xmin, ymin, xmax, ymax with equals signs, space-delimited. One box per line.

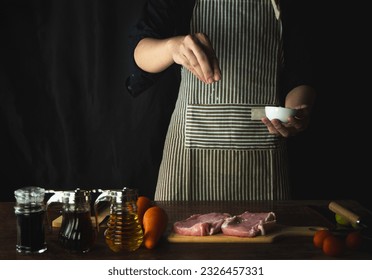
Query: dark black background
xmin=1 ymin=1 xmax=370 ymax=210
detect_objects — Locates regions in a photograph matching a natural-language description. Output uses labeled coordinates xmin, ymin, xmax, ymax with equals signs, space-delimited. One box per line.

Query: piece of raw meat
xmin=173 ymin=212 xmax=231 ymax=236
xmin=221 ymin=211 xmax=276 ymax=237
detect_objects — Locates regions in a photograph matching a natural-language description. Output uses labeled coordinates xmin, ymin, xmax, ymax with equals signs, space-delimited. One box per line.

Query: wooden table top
xmin=1 ymin=200 xmax=371 ymax=260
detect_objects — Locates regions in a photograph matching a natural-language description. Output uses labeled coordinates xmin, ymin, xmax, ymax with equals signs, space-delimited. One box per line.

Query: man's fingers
xmin=182 ymin=33 xmax=220 ymax=83
xmin=193 ymin=33 xmax=220 ymax=82
xmin=179 ymin=43 xmax=207 ymax=82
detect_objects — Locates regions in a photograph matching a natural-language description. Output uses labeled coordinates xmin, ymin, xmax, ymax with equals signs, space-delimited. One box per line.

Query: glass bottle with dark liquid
xmin=95 ymin=188 xmax=143 ymax=252
xmin=47 ymin=189 xmax=96 ymax=253
xmin=14 ymin=187 xmax=47 ymax=254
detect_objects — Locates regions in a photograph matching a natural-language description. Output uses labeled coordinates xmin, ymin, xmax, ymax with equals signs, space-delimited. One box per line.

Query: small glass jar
xmin=58 ymin=189 xmax=96 ymax=253
xmin=47 ymin=188 xmax=96 ymax=253
xmin=14 ymin=186 xmax=47 ymax=254
xmin=95 ymin=187 xmax=143 ymax=252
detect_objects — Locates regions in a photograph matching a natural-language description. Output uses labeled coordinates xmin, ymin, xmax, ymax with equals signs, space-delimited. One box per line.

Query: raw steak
xmin=173 ymin=212 xmax=231 ymax=236
xmin=221 ymin=211 xmax=276 ymax=237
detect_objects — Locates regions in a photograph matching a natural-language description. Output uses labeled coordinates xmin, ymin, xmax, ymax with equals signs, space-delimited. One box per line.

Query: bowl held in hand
xmin=265 ymin=106 xmax=297 ymax=123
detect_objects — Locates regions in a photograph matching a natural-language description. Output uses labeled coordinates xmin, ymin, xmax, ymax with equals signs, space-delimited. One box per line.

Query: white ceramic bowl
xmin=265 ymin=106 xmax=297 ymax=123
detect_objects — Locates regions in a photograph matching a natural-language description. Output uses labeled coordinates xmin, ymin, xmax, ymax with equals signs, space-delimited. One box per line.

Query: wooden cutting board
xmin=51 ymin=207 xmax=109 ymax=228
xmin=167 ymin=225 xmax=327 ymax=243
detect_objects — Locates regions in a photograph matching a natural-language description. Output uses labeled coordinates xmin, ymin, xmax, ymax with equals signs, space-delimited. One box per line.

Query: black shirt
xmin=126 ymin=0 xmax=316 ymax=98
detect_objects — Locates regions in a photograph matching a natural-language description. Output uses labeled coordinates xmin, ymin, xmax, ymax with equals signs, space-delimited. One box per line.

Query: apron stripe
xmin=185 ymin=104 xmax=279 ymax=149
xmin=155 ymin=0 xmax=290 ymax=201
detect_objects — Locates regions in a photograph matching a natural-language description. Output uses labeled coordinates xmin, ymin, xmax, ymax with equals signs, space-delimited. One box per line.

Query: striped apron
xmin=154 ymin=0 xmax=290 ymax=201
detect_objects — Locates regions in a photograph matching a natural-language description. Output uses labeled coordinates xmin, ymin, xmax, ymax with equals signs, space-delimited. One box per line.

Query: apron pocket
xmin=185 ymin=104 xmax=279 ymax=150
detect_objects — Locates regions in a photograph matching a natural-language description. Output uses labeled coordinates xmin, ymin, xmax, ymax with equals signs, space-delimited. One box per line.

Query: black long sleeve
xmin=280 ymin=0 xmax=317 ymax=94
xmin=126 ymin=0 xmax=317 ymax=97
xmin=126 ymin=0 xmax=195 ymax=96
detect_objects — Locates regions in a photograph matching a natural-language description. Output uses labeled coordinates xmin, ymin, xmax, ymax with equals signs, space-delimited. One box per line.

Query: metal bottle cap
xmin=14 ymin=187 xmax=45 ymax=204
xmin=62 ymin=188 xmax=91 ymax=205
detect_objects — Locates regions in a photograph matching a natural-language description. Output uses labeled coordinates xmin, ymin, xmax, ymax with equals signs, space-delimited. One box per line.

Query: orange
xmin=313 ymin=230 xmax=332 ymax=249
xmin=345 ymin=231 xmax=363 ymax=250
xmin=322 ymin=235 xmax=345 ymax=257
xmin=137 ymin=196 xmax=152 ymax=227
xmin=142 ymin=206 xmax=168 ymax=249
